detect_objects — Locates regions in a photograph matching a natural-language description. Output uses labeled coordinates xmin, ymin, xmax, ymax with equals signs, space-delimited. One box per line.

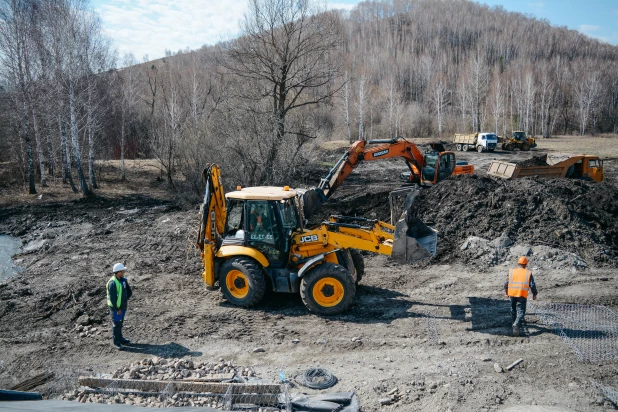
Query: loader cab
xmin=224 ymin=187 xmax=300 ymax=267
xmin=421 ymin=152 xmax=456 ymax=185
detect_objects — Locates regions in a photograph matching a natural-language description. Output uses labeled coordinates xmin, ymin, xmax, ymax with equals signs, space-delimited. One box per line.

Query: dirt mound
xmin=516 ymin=154 xmax=548 ymax=167
xmin=412 ymin=175 xmax=618 ymax=266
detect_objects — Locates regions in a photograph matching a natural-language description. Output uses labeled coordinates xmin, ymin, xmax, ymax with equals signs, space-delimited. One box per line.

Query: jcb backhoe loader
xmin=196 ymin=164 xmax=437 ymax=315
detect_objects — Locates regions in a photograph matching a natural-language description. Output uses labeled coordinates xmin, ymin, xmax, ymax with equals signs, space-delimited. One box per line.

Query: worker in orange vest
xmin=505 ymin=256 xmax=537 ymax=337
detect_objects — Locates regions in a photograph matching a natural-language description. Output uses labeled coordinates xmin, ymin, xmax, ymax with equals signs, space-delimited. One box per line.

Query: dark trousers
xmin=510 ymin=297 xmax=527 ymax=327
xmin=109 ymin=307 xmax=126 ymax=344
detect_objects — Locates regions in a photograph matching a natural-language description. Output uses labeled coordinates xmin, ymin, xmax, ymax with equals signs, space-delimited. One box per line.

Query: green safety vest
xmin=106 ymin=276 xmax=122 ymax=308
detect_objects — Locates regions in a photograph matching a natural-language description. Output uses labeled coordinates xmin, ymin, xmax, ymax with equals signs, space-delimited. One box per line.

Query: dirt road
xmin=0 ymin=137 xmax=617 ymax=411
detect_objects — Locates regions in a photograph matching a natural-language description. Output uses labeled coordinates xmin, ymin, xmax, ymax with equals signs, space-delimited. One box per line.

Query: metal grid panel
xmin=530 ymin=302 xmax=618 ymax=362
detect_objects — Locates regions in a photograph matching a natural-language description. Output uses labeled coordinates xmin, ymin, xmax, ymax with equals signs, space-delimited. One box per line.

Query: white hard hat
xmin=113 ymin=263 xmax=126 ymax=273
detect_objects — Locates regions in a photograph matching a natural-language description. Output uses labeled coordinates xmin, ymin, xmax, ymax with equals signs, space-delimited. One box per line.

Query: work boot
xmin=512 ymin=323 xmax=520 ymax=337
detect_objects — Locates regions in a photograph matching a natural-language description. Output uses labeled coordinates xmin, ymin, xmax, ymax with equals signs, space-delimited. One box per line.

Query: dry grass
xmin=535 ymin=134 xmax=618 ymax=158
xmin=0 ymin=159 xmax=173 ymax=207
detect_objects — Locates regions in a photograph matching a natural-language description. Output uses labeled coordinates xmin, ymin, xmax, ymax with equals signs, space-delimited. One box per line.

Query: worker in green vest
xmin=107 ymin=263 xmax=133 ymax=350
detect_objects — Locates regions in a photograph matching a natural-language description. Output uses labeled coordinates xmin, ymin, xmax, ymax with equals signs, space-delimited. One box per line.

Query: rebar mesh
xmin=529 ymin=302 xmax=618 ymax=362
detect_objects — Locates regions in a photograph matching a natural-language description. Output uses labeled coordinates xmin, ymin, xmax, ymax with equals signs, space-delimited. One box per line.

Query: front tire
xmin=476 ymin=145 xmax=483 ymax=153
xmin=300 ymin=263 xmax=356 ymax=315
xmin=219 ymin=257 xmax=265 ymax=307
xmin=349 ymin=249 xmax=365 ymax=285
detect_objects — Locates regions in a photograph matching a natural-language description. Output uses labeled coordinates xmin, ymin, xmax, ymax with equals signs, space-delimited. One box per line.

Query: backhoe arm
xmin=197 ymin=164 xmax=227 ymax=287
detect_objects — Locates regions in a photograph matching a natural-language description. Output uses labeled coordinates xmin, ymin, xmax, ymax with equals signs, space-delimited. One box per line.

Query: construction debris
xmin=505 ymin=359 xmax=524 ymax=371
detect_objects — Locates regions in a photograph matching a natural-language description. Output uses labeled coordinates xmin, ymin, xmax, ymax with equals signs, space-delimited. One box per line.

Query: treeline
xmin=1 ymin=0 xmax=617 ymax=197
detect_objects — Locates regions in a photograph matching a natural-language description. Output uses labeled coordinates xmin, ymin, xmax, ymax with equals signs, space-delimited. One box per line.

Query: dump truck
xmin=453 ymin=132 xmax=498 ymax=152
xmin=500 ymin=131 xmax=536 ymax=151
xmin=487 ymin=153 xmax=604 ymax=182
xmin=196 ymin=164 xmax=437 ymax=315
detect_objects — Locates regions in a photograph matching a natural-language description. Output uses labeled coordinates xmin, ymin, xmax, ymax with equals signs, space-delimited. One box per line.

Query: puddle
xmin=0 ymin=235 xmax=23 ymax=281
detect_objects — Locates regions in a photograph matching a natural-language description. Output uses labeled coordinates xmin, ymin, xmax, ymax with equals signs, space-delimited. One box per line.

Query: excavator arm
xmin=302 ymin=138 xmax=461 ymax=219
xmin=196 ymin=164 xmax=227 ymax=287
xmin=318 ymin=139 xmax=427 ymax=198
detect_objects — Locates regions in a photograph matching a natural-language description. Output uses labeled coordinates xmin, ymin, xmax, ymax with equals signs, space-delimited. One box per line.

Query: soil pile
xmin=516 ymin=154 xmax=548 ymax=167
xmin=412 ymin=175 xmax=618 ymax=266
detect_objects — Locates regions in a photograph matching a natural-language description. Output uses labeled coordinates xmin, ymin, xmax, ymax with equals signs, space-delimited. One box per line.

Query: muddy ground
xmin=1 ymin=136 xmax=617 ymax=411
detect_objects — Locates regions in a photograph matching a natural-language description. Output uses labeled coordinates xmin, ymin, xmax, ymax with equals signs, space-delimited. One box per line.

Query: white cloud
xmin=96 ymin=0 xmax=248 ymax=61
xmin=579 ymin=24 xmax=601 ymax=33
xmin=328 ymin=2 xmax=356 ymax=11
xmin=97 ymin=0 xmax=361 ymax=62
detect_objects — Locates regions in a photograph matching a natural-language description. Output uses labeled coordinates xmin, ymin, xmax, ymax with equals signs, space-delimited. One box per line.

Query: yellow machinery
xmin=196 ymin=164 xmax=437 ymax=315
xmin=500 ymin=131 xmax=536 ymax=151
xmin=488 ymin=153 xmax=604 ymax=182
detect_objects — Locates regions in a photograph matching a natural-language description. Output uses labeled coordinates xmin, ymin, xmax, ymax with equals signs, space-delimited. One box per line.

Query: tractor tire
xmin=349 ymin=249 xmax=365 ymax=285
xmin=476 ymin=145 xmax=483 ymax=153
xmin=456 ymin=144 xmax=462 ymax=151
xmin=219 ymin=257 xmax=266 ymax=307
xmin=463 ymin=144 xmax=469 ymax=152
xmin=505 ymin=143 xmax=514 ymax=151
xmin=521 ymin=143 xmax=531 ymax=151
xmin=300 ymin=263 xmax=356 ymax=315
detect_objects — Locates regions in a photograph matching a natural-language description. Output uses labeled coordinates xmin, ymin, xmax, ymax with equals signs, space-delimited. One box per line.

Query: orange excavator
xmin=301 ymin=138 xmax=474 ymax=218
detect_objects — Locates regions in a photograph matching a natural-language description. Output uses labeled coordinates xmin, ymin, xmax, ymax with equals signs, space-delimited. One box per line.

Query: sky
xmin=90 ymin=0 xmax=618 ymax=61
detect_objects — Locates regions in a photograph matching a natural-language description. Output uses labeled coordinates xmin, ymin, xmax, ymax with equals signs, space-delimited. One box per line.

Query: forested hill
xmin=336 ymin=0 xmax=618 ymax=139
xmin=2 ymin=0 xmax=617 ymax=196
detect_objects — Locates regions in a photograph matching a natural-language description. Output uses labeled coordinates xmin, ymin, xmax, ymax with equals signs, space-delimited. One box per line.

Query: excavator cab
xmin=421 ymin=151 xmax=455 ymax=185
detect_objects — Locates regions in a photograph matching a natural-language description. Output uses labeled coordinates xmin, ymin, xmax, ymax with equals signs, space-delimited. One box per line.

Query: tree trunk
xmin=22 ymin=101 xmax=36 ymax=194
xmin=31 ymin=110 xmax=47 ymax=187
xmin=69 ymin=83 xmax=90 ymax=196
xmin=87 ymin=99 xmax=98 ymax=189
xmin=120 ymin=114 xmax=126 ymax=180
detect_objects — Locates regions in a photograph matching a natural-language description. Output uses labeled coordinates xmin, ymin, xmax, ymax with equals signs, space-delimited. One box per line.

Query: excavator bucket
xmin=389 ymin=188 xmax=438 ymax=263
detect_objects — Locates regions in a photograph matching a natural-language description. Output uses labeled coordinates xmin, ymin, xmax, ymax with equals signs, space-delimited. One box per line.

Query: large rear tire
xmin=463 ymin=144 xmax=469 ymax=152
xmin=300 ymin=263 xmax=356 ymax=315
xmin=521 ymin=143 xmax=531 ymax=151
xmin=456 ymin=144 xmax=462 ymax=151
xmin=349 ymin=249 xmax=365 ymax=285
xmin=219 ymin=257 xmax=265 ymax=307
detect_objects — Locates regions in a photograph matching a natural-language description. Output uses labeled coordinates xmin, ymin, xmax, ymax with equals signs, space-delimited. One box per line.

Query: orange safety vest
xmin=507 ymin=268 xmax=532 ymax=298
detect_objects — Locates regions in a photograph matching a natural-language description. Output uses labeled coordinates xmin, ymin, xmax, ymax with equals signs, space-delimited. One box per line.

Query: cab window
xmin=225 ymin=199 xmax=244 ymax=235
xmin=247 ymin=201 xmax=275 ymax=245
xmin=437 ymin=153 xmax=455 ymax=181
xmin=278 ymin=198 xmax=300 ymax=231
xmin=588 ymin=159 xmax=600 ymax=168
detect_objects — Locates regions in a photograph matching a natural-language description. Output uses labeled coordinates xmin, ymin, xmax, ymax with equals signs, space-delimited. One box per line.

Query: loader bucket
xmin=389 ymin=187 xmax=438 ymax=263
xmin=487 ymin=160 xmax=518 ymax=179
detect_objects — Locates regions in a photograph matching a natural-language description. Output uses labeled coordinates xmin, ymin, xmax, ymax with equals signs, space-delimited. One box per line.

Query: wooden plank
xmin=78 ymin=377 xmax=281 ymax=395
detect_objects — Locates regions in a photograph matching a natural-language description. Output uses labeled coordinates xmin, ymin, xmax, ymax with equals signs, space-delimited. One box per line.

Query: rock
xmin=292 ymin=339 xmax=300 ymax=344
xmin=386 ymin=387 xmax=399 ymax=395
xmin=493 ymin=363 xmax=503 ymax=373
xmin=252 ymin=347 xmax=265 ymax=353
xmin=460 ymin=236 xmax=489 ymax=251
xmin=509 ymin=244 xmax=531 ymax=257
xmin=490 ymin=234 xmax=513 ymax=249
xmin=379 ymin=397 xmax=394 ymax=405
xmin=76 ymin=314 xmax=90 ymax=326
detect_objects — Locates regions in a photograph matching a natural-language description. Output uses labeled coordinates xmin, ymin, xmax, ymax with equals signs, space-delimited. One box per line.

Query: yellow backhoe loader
xmin=196 ymin=164 xmax=436 ymax=315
